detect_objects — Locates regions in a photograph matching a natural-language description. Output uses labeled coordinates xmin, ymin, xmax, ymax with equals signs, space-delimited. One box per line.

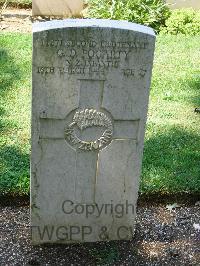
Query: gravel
xmin=0 ymin=196 xmax=199 ymax=265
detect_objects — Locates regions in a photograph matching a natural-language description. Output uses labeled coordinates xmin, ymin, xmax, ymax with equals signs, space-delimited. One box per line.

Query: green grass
xmin=0 ymin=33 xmax=31 ymax=194
xmin=0 ymin=33 xmax=199 ymax=195
xmin=0 ymin=0 xmax=31 ymax=6
xmin=141 ymin=34 xmax=200 ymax=195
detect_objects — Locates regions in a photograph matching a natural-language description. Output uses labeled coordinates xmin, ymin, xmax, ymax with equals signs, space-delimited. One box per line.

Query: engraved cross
xmin=39 ymin=79 xmax=139 ymax=203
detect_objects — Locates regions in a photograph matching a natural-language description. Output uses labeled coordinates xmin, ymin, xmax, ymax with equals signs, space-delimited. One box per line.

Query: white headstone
xmin=32 ymin=0 xmax=84 ymax=17
xmin=166 ymin=0 xmax=200 ymax=9
xmin=31 ymin=19 xmax=155 ymax=244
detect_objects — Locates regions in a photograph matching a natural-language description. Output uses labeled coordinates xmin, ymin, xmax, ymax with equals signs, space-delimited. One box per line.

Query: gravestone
xmin=32 ymin=0 xmax=84 ymax=17
xmin=166 ymin=0 xmax=200 ymax=9
xmin=31 ymin=19 xmax=155 ymax=244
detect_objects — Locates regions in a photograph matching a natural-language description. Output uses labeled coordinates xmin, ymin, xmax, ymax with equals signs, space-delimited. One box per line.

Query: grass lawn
xmin=0 ymin=33 xmax=199 ymax=195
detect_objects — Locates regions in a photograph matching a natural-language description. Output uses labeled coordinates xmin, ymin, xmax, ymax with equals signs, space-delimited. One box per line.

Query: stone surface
xmin=31 ymin=19 xmax=155 ymax=244
xmin=166 ymin=0 xmax=200 ymax=9
xmin=32 ymin=0 xmax=84 ymax=16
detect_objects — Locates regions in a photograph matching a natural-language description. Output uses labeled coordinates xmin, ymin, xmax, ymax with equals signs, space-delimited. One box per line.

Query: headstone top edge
xmin=32 ymin=19 xmax=155 ymax=36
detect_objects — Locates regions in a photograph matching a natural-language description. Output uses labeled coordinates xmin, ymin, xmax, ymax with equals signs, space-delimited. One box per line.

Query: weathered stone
xmin=32 ymin=0 xmax=84 ymax=17
xmin=31 ymin=19 xmax=155 ymax=244
xmin=166 ymin=0 xmax=200 ymax=9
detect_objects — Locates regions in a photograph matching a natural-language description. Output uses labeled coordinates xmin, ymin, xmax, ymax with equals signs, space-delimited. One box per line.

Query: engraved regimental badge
xmin=65 ymin=109 xmax=113 ymax=151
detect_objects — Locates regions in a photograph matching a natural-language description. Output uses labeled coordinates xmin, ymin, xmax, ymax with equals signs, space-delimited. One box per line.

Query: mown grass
xmin=0 ymin=33 xmax=31 ymax=194
xmin=0 ymin=33 xmax=199 ymax=195
xmin=141 ymin=34 xmax=200 ymax=195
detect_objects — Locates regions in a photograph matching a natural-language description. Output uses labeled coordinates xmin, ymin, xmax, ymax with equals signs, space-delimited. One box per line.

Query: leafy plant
xmin=161 ymin=8 xmax=200 ymax=35
xmin=85 ymin=0 xmax=171 ymax=32
xmin=89 ymin=244 xmax=119 ymax=264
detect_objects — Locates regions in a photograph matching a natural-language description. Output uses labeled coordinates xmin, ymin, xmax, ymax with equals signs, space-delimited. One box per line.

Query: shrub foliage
xmin=161 ymin=8 xmax=200 ymax=35
xmin=85 ymin=0 xmax=170 ymax=32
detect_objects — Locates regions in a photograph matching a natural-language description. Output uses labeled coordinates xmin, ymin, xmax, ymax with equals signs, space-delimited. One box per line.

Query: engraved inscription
xmin=65 ymin=109 xmax=113 ymax=151
xmin=122 ymin=67 xmax=147 ymax=78
xmin=36 ymin=36 xmax=149 ymax=78
xmin=40 ymin=39 xmax=148 ymax=49
xmin=37 ymin=66 xmax=55 ymax=74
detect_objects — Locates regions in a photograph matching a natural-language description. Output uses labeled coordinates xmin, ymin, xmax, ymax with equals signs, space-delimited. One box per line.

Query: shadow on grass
xmin=0 ymin=106 xmax=18 ymax=134
xmin=0 ymin=48 xmax=29 ymax=195
xmin=141 ymin=126 xmax=200 ymax=194
xmin=0 ymin=48 xmax=21 ymax=93
xmin=1 ymin=128 xmax=199 ymax=195
xmin=0 ymin=48 xmax=22 ymax=132
xmin=184 ymin=76 xmax=200 ymax=107
xmin=0 ymin=145 xmax=29 ymax=195
xmin=0 ymin=106 xmax=6 ymax=129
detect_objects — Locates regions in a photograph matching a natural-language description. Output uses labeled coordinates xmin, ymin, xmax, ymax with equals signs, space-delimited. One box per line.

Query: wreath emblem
xmin=65 ymin=109 xmax=113 ymax=151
